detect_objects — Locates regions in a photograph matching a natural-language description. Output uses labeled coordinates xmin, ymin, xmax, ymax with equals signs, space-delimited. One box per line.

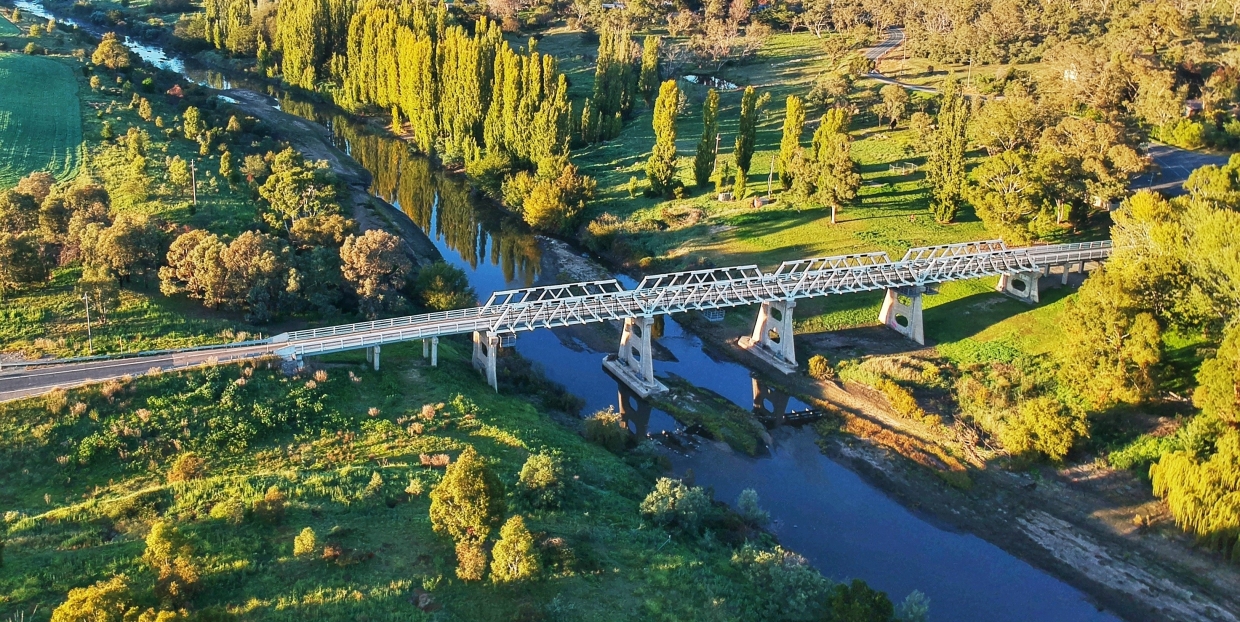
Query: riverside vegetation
xmin=3 ymin=0 xmax=1240 ymax=616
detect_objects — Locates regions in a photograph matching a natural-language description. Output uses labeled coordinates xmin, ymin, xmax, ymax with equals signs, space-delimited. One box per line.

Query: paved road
xmin=1133 ymin=143 xmax=1231 ymax=195
xmin=0 ymin=343 xmax=282 ymax=402
xmin=862 ymin=29 xmax=940 ymax=94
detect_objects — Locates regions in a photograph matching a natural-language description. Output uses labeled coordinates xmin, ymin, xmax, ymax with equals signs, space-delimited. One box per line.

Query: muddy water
xmin=24 ymin=2 xmax=1124 ymax=617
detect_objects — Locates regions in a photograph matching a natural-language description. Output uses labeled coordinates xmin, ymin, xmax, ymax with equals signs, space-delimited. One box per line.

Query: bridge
xmin=0 ymin=239 xmax=1111 ymax=403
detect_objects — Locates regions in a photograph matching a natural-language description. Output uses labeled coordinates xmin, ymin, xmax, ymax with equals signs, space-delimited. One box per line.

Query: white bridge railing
xmin=271 ymin=239 xmax=1113 ymax=359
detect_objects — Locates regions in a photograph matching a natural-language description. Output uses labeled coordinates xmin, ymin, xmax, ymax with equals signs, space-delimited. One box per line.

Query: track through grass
xmin=0 ymin=52 xmax=83 ymax=188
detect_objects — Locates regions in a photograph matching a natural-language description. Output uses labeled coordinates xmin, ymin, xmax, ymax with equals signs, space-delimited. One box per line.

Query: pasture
xmin=0 ymin=53 xmax=83 ymax=188
xmin=0 ymin=12 xmax=20 ymax=36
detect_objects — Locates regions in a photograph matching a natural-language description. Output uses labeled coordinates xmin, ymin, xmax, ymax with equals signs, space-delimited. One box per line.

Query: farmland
xmin=0 ymin=53 xmax=82 ymax=188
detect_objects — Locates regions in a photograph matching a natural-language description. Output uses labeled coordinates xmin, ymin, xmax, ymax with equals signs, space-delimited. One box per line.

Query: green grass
xmin=0 ymin=13 xmax=21 ymax=36
xmin=0 ymin=52 xmax=83 ymax=188
xmin=0 ymin=340 xmax=783 ymax=620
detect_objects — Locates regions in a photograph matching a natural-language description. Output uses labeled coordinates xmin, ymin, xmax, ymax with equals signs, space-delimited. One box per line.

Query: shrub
xmin=415 ymin=262 xmax=477 ymax=311
xmin=584 ymin=408 xmax=629 ymax=453
xmin=429 ymin=446 xmax=505 ymax=542
xmin=209 ymin=497 xmax=244 ymax=524
xmin=363 ymin=472 xmax=384 ymax=498
xmin=50 ymin=576 xmax=135 ymax=622
xmin=874 ymin=378 xmax=927 ymax=421
xmin=732 ymin=544 xmax=830 ymax=619
xmin=405 ymin=478 xmax=425 ymax=496
xmin=640 ymin=478 xmax=711 ymax=534
xmin=491 ymin=515 xmax=540 ymax=583
xmin=518 ymin=453 xmax=564 ymax=509
xmin=293 ymin=527 xmax=317 ymax=557
xmin=166 ymin=452 xmax=206 ymax=483
xmin=252 ymin=486 xmax=286 ymax=524
xmin=143 ymin=521 xmax=200 ymax=603
xmin=736 ymin=488 xmax=769 ymax=526
xmin=45 ymin=388 xmax=68 ymax=414
xmin=826 ymin=579 xmax=895 ymax=621
xmin=808 ymin=355 xmax=835 ymax=381
xmin=455 ymin=540 xmax=487 ymax=582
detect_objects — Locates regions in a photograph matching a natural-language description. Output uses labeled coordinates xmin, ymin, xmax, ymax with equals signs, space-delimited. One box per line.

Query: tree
xmin=415 ymin=261 xmax=476 ymax=311
xmin=456 ymin=539 xmax=488 ymax=581
xmin=293 ymin=527 xmax=317 ymax=557
xmin=878 ymin=84 xmax=909 ymax=127
xmin=925 ymin=79 xmax=969 ymax=223
xmin=1058 ymin=268 xmax=1162 ymax=410
xmin=999 ymin=395 xmax=1088 ymax=461
xmin=16 ymin=172 xmax=54 ymax=204
xmin=429 ymin=446 xmax=506 ymax=542
xmin=80 ymin=214 xmax=164 ymax=286
xmin=138 ymin=98 xmax=153 ymax=122
xmin=965 ymin=150 xmax=1042 ymax=244
xmin=1193 ymin=323 xmax=1240 ymax=425
xmin=514 ymin=161 xmax=597 ymax=234
xmin=638 ymin=36 xmax=661 ymax=106
xmin=182 ymin=106 xmax=203 ymax=140
xmin=808 ymin=108 xmax=859 ymax=224
xmin=646 ymin=80 xmax=681 ymax=196
xmin=970 ymin=85 xmax=1048 ymax=155
xmin=640 ymin=477 xmax=711 ymax=534
xmin=518 ymin=453 xmax=564 ymax=509
xmin=50 ymin=576 xmax=135 ymax=622
xmin=693 ymin=89 xmax=720 ymax=188
xmin=1150 ymin=428 xmax=1240 ymax=559
xmin=777 ymin=95 xmax=805 ymax=190
xmin=0 ymin=232 xmax=48 ymax=296
xmin=737 ymin=488 xmax=769 ymax=526
xmin=733 ymin=86 xmax=770 ymax=176
xmin=259 ymin=148 xmax=340 ymax=230
xmin=490 ymin=515 xmax=540 ymax=583
xmin=340 ymin=230 xmax=412 ymax=319
xmin=825 ymin=579 xmax=895 ymax=622
xmin=168 ymin=156 xmax=191 ymax=191
xmin=219 ymin=150 xmax=236 ymax=183
xmin=143 ymin=521 xmax=201 ymax=603
xmin=92 ymin=32 xmax=130 ymax=70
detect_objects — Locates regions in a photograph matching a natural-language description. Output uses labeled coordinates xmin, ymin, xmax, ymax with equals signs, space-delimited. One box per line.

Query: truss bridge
xmin=0 ymin=239 xmax=1111 ymax=403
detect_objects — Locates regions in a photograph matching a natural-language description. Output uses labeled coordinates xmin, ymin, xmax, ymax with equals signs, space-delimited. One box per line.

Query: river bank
xmin=20 ymin=0 xmax=1234 ymax=615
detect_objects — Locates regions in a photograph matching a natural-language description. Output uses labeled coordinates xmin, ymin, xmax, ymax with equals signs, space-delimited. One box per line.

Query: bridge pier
xmin=603 ymin=315 xmax=667 ymax=398
xmin=422 ymin=337 xmax=439 ymax=367
xmin=878 ymin=287 xmax=925 ymax=345
xmin=997 ymin=270 xmax=1041 ymax=303
xmin=739 ymin=300 xmax=798 ymax=374
xmin=472 ymin=331 xmax=499 ymax=391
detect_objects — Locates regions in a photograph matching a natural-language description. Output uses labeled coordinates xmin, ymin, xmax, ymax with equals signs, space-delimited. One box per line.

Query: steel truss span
xmin=272 ymin=239 xmax=1112 ymax=359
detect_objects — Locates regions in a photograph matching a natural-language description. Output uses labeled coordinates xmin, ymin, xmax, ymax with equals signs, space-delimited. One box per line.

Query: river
xmin=17 ymin=3 xmax=1124 ymax=618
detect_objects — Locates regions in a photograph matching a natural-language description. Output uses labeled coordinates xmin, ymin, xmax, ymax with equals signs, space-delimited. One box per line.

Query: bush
xmin=874 ymin=378 xmax=926 ymax=421
xmin=1158 ymin=119 xmax=1206 ymax=150
xmin=143 ymin=521 xmax=200 ymax=603
xmin=166 ymin=452 xmax=206 ymax=483
xmin=826 ymin=579 xmax=895 ymax=622
xmin=732 ymin=544 xmax=830 ymax=619
xmin=429 ymin=446 xmax=506 ymax=542
xmin=51 ymin=576 xmax=135 ymax=622
xmin=808 ymin=355 xmax=834 ymax=381
xmin=518 ymin=453 xmax=564 ymax=509
xmin=293 ymin=527 xmax=317 ymax=557
xmin=252 ymin=486 xmax=286 ymax=524
xmin=490 ymin=515 xmax=540 ymax=583
xmin=584 ymin=408 xmax=629 ymax=453
xmin=640 ymin=478 xmax=711 ymax=534
xmin=455 ymin=540 xmax=487 ymax=581
xmin=736 ymin=488 xmax=769 ymax=526
xmin=415 ymin=262 xmax=477 ymax=311
xmin=209 ymin=497 xmax=244 ymax=524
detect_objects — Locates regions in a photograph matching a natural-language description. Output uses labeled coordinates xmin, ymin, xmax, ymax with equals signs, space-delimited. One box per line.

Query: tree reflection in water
xmin=277 ymin=90 xmax=542 ymax=287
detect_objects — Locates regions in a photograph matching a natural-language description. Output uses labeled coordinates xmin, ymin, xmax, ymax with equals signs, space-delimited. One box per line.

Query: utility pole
xmin=190 ymin=158 xmax=198 ymax=207
xmin=82 ymin=293 xmax=93 ymax=355
xmin=712 ymin=133 xmax=721 ymax=172
xmin=767 ymin=154 xmax=774 ymax=200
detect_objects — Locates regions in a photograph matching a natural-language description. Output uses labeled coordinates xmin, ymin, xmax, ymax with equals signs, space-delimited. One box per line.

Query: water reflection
xmin=261 ymin=88 xmax=543 ymax=286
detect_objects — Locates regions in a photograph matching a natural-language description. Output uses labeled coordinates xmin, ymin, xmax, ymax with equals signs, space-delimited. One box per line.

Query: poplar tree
xmin=638 ymin=35 xmax=661 ymax=106
xmin=646 ymin=80 xmax=681 ymax=196
xmin=926 ymin=79 xmax=969 ymax=223
xmin=810 ymin=108 xmax=859 ymax=225
xmin=694 ymin=89 xmax=720 ymax=188
xmin=777 ymin=95 xmax=805 ymax=190
xmin=584 ymin=24 xmax=637 ymax=143
xmin=734 ymin=86 xmax=770 ymax=176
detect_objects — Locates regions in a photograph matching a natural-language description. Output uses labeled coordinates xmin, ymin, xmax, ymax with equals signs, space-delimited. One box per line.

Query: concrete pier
xmin=602 ymin=315 xmax=667 ymax=397
xmin=739 ymin=299 xmax=798 ymax=374
xmin=878 ymin=286 xmax=925 ymax=345
xmin=472 ymin=331 xmax=499 ymax=391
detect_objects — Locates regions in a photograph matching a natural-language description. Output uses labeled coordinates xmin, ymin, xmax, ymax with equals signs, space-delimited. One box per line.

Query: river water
xmin=19 ymin=3 xmax=1124 ymax=618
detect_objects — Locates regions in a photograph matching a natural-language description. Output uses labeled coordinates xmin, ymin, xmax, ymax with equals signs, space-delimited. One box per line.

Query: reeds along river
xmin=18 ymin=1 xmax=1127 ymax=616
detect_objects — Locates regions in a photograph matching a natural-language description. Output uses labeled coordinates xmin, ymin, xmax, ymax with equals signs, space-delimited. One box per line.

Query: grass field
xmin=0 ymin=53 xmax=83 ymax=188
xmin=0 ymin=12 xmax=20 ymax=36
xmin=0 ymin=341 xmax=790 ymax=620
